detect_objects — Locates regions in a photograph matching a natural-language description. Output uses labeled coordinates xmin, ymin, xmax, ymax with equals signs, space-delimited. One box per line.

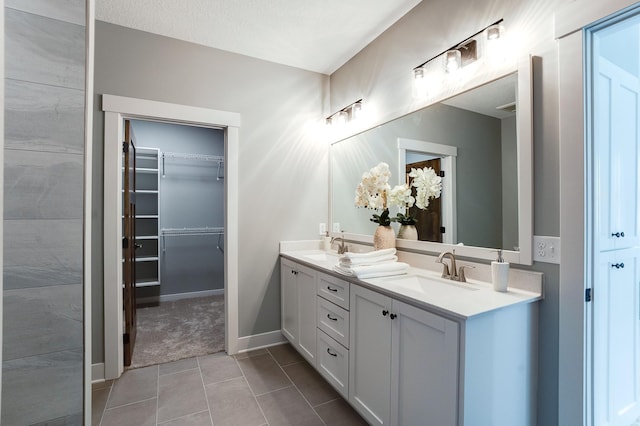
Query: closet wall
xmin=130 ymin=120 xmax=225 ymax=300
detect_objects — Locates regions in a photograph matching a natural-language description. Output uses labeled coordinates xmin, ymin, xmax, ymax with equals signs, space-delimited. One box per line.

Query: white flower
xmin=388 ymin=184 xmax=415 ymax=208
xmin=409 ymin=167 xmax=442 ymax=210
xmin=354 ymin=162 xmax=391 ymax=210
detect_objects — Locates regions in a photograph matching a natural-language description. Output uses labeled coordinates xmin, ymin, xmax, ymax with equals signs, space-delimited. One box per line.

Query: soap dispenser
xmin=323 ymin=231 xmax=332 ymax=251
xmin=491 ymin=249 xmax=509 ymax=292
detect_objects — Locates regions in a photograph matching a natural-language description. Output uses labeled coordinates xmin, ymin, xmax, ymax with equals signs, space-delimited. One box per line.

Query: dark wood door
xmin=123 ymin=120 xmax=137 ymax=366
xmin=406 ymin=159 xmax=442 ymax=242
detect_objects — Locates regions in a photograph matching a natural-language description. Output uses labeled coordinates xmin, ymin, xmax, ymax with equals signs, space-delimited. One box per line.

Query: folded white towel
xmin=343 ymin=248 xmax=396 ymax=259
xmin=333 ymin=262 xmax=410 ymax=279
xmin=339 ymin=254 xmax=398 ymax=266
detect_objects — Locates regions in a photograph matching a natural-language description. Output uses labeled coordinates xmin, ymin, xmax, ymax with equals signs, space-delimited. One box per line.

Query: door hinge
xmin=122 ymin=236 xmax=129 ymax=249
xmin=123 ymin=333 xmax=130 ymax=344
xmin=122 ymin=141 xmax=129 ymax=153
xmin=439 ymin=170 xmax=445 ymax=177
xmin=440 ymin=226 xmax=446 ymax=234
xmin=585 ymin=288 xmax=592 ymax=302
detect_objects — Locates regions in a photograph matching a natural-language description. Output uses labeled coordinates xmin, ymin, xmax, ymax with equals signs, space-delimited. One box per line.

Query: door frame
xmin=555 ymin=0 xmax=640 ymax=424
xmin=102 ymin=94 xmax=240 ymax=379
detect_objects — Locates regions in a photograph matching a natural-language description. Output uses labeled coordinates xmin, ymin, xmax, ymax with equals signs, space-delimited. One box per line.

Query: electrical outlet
xmin=533 ymin=235 xmax=561 ymax=264
xmin=318 ymin=223 xmax=326 ymax=235
xmin=332 ymin=222 xmax=341 ymax=232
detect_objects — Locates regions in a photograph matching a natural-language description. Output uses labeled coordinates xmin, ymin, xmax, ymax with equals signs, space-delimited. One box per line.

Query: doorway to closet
xmin=102 ymin=94 xmax=241 ymax=380
xmin=126 ymin=119 xmax=226 ymax=368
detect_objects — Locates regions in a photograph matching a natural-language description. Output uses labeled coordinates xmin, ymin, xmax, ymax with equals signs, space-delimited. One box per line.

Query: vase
xmin=397 ymin=224 xmax=418 ymax=240
xmin=373 ymin=225 xmax=396 ymax=250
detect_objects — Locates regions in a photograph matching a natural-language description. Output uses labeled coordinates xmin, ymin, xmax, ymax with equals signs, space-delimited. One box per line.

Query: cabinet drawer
xmin=317 ymin=273 xmax=349 ymax=310
xmin=316 ymin=329 xmax=349 ymax=399
xmin=317 ymin=297 xmax=349 ymax=348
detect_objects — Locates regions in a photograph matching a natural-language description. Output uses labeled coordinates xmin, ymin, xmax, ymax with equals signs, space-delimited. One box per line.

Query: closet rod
xmin=162 ymin=151 xmax=224 ymax=176
xmin=161 ymin=227 xmax=225 ymax=253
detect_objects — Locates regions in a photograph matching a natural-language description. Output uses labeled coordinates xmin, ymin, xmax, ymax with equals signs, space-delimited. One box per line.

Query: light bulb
xmin=444 ymin=50 xmax=461 ymax=73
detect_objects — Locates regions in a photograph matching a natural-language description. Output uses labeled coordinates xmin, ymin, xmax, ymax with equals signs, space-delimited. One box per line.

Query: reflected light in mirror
xmin=413 ymin=67 xmax=428 ymax=99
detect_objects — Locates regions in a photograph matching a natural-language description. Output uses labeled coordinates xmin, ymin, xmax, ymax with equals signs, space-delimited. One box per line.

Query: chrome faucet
xmin=330 ymin=234 xmax=349 ymax=255
xmin=436 ymin=251 xmax=474 ymax=282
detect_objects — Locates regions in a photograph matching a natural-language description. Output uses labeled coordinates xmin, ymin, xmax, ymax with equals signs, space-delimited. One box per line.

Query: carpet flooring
xmin=130 ymin=295 xmax=225 ymax=369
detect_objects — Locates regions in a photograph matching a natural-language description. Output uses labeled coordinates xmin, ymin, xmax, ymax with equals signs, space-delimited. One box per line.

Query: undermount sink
xmin=383 ymin=274 xmax=479 ymax=294
xmin=304 ymin=252 xmax=340 ymax=262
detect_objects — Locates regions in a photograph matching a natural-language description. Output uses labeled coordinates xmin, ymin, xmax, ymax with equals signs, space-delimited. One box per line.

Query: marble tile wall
xmin=3 ymin=0 xmax=85 ymax=424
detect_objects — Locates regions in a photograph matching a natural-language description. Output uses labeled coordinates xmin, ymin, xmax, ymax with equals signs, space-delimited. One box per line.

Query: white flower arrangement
xmin=409 ymin=166 xmax=442 ymax=209
xmin=354 ymin=162 xmax=442 ymax=226
xmin=354 ymin=162 xmax=392 ymax=210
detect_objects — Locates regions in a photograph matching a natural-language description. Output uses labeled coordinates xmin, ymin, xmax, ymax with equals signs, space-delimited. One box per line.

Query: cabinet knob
xmin=390 ymin=313 xmax=397 ymax=320
xmin=327 ymin=348 xmax=337 ymax=357
xmin=612 ymin=263 xmax=625 ymax=269
xmin=611 ymin=231 xmax=625 ymax=238
xmin=382 ymin=310 xmax=389 ymax=317
xmin=326 ymin=314 xmax=338 ymax=321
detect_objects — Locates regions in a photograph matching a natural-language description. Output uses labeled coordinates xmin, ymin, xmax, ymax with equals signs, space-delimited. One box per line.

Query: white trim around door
xmin=101 ymin=94 xmax=240 ymax=379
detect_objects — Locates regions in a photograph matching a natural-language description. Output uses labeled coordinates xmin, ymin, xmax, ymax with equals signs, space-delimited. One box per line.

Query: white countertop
xmin=280 ymin=248 xmax=542 ymax=321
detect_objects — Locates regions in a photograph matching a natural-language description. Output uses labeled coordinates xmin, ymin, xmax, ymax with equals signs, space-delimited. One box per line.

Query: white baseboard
xmin=236 ymin=330 xmax=286 ymax=353
xmin=92 ymin=363 xmax=105 ymax=383
xmin=137 ymin=288 xmax=224 ymax=305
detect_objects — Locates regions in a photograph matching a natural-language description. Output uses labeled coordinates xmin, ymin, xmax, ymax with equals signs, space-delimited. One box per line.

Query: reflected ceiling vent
xmin=496 ymin=101 xmax=516 ymax=113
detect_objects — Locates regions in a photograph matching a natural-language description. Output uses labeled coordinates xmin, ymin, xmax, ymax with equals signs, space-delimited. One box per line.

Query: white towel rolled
xmin=343 ymin=248 xmax=396 ymax=259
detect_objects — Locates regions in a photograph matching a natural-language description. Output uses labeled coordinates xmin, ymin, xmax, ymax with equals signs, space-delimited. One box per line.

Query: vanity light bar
xmin=326 ymin=99 xmax=363 ymax=125
xmin=412 ymin=18 xmax=504 ymax=76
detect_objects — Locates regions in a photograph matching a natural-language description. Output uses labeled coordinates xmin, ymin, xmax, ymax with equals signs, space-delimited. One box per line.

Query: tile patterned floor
xmin=92 ymin=344 xmax=367 ymax=426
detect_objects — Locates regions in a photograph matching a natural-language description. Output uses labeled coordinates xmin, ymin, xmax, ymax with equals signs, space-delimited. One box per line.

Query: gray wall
xmin=131 ymin=120 xmax=225 ymax=297
xmin=92 ymin=21 xmax=329 ymax=363
xmin=329 ymin=0 xmax=561 ymax=424
xmin=3 ymin=0 xmax=85 ymax=424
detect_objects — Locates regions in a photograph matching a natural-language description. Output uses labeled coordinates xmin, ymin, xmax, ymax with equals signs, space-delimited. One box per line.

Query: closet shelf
xmin=136 ymin=168 xmax=158 ymax=174
xmin=136 ymin=256 xmax=158 ymax=262
xmin=136 ymin=280 xmax=160 ymax=287
xmin=161 ymin=151 xmax=225 ymax=179
xmin=136 ymin=235 xmax=158 ymax=240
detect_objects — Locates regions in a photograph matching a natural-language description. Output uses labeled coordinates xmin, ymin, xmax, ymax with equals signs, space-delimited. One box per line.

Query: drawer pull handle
xmin=612 ymin=263 xmax=625 ymax=269
xmin=327 ymin=286 xmax=338 ymax=292
xmin=327 ymin=314 xmax=338 ymax=321
xmin=327 ymin=348 xmax=337 ymax=357
xmin=382 ymin=310 xmax=389 ymax=316
xmin=611 ymin=231 xmax=625 ymax=238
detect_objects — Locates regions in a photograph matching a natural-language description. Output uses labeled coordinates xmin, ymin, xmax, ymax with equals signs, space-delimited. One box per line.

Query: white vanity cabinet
xmin=280 ymin=258 xmax=317 ymax=365
xmin=349 ymin=283 xmax=458 ymax=426
xmin=280 ymin=253 xmax=538 ymax=426
xmin=349 ymin=282 xmax=537 ymax=426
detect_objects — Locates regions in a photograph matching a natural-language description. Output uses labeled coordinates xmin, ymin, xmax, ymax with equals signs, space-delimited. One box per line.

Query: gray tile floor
xmin=92 ymin=344 xmax=368 ymax=426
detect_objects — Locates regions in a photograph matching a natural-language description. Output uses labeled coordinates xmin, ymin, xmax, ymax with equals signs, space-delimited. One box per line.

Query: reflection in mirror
xmin=331 ymin=72 xmax=519 ymax=252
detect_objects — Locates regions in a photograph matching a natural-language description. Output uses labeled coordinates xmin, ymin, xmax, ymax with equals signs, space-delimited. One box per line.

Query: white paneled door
xmin=590 ymin=9 xmax=640 ymax=425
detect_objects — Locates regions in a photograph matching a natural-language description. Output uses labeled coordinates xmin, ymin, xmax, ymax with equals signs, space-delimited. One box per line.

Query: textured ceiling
xmin=96 ymin=0 xmax=422 ymax=75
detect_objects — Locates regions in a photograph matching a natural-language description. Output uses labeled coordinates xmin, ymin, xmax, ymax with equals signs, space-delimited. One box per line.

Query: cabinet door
xmin=281 ymin=259 xmax=298 ymax=344
xmin=297 ymin=264 xmax=317 ymax=365
xmin=349 ymin=284 xmax=392 ymax=426
xmin=391 ymin=300 xmax=459 ymax=426
xmin=594 ymin=249 xmax=640 ymax=426
xmin=595 ymin=57 xmax=640 ymax=251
